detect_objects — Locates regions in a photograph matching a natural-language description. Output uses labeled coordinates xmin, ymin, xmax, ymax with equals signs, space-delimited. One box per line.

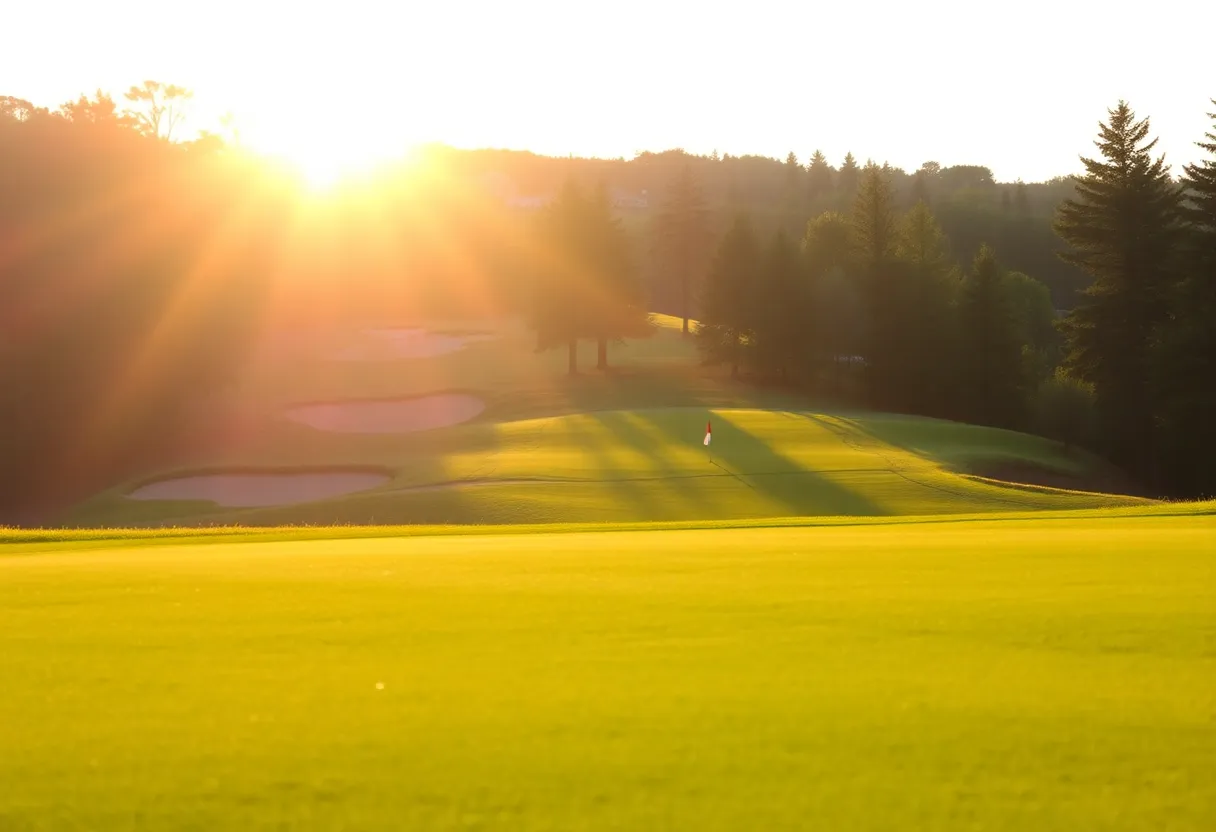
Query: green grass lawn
xmin=61 ymin=311 xmax=1151 ymax=528
xmin=13 ymin=313 xmax=1212 ymax=829
xmin=2 ymin=507 xmax=1213 ymax=830
xmin=68 ymin=405 xmax=1151 ymax=528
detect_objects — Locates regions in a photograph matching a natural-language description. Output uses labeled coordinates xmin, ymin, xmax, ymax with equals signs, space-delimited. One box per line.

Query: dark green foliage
xmin=784 ymin=152 xmax=803 ymax=194
xmin=6 ymin=81 xmax=1216 ymax=506
xmin=852 ymin=163 xmax=911 ymax=410
xmin=697 ymin=214 xmax=760 ymax=376
xmin=457 ymin=146 xmax=1088 ymax=307
xmin=530 ymin=180 xmax=647 ymax=372
xmin=896 ymin=202 xmax=960 ymax=415
xmin=1002 ymin=271 xmax=1060 ymax=383
xmin=958 ymin=246 xmax=1027 ymax=428
xmin=852 ymin=162 xmax=900 ymax=268
xmin=836 ymin=153 xmax=860 ymax=202
xmin=651 ymin=165 xmax=712 ymax=335
xmin=1032 ymin=369 xmax=1098 ymax=452
xmin=1053 ymin=101 xmax=1184 ymax=485
xmin=0 ymin=103 xmax=273 ymax=517
xmin=803 ymin=212 xmax=864 ymax=392
xmin=1014 ymin=180 xmax=1029 ymax=213
xmin=1155 ymin=101 xmax=1216 ymax=496
xmin=750 ymin=231 xmax=807 ymax=379
xmin=806 ymin=150 xmax=834 ymax=203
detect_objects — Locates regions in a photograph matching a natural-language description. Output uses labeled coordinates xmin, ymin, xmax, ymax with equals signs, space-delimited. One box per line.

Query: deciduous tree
xmin=123 ymin=80 xmax=193 ymax=140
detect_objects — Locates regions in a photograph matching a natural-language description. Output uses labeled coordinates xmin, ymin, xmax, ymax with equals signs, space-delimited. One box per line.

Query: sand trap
xmin=332 ymin=328 xmax=497 ymax=360
xmin=128 ymin=471 xmax=390 ymax=507
xmin=285 ymin=393 xmax=486 ymax=434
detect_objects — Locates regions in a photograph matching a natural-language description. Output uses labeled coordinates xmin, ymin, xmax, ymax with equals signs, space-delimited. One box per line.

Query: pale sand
xmin=128 ymin=472 xmax=390 ymax=507
xmin=332 ymin=329 xmax=497 ymax=360
xmin=285 ymin=393 xmax=486 ymax=434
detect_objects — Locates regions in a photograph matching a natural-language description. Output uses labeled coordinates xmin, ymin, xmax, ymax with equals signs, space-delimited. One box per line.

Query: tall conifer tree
xmin=806 ymin=150 xmax=834 ymax=205
xmin=752 ymin=230 xmax=805 ymax=380
xmin=897 ymin=201 xmax=958 ymax=415
xmin=652 ymin=164 xmax=712 ymax=336
xmin=698 ymin=214 xmax=759 ymax=377
xmin=958 ymin=245 xmax=1026 ymax=428
xmin=1157 ymin=101 xmax=1216 ymax=494
xmin=1053 ymin=101 xmax=1183 ymax=484
xmin=851 ymin=163 xmax=906 ymax=409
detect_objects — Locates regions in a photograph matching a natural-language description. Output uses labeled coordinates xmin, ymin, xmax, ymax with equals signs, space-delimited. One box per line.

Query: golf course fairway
xmin=3 ymin=505 xmax=1213 ymax=830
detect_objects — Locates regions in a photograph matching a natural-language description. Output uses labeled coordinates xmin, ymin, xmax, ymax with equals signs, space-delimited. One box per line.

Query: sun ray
xmin=52 ymin=157 xmax=291 ymax=480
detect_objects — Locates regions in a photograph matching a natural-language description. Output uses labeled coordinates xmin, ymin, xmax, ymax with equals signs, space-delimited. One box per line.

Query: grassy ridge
xmin=58 ymin=311 xmax=1155 ymax=528
xmin=2 ymin=513 xmax=1213 ymax=829
xmin=6 ymin=501 xmax=1213 ymax=550
xmin=65 ymin=407 xmax=1151 ymax=528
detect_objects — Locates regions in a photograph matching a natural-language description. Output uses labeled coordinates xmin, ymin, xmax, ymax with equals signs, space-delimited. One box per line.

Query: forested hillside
xmin=2 ymin=88 xmax=1213 ymax=515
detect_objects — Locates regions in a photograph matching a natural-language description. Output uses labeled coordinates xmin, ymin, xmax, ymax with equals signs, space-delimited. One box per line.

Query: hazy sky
xmin=5 ymin=0 xmax=1213 ymax=183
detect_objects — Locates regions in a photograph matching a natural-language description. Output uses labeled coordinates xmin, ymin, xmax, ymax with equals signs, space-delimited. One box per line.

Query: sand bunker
xmin=128 ymin=471 xmax=390 ymax=508
xmin=285 ymin=393 xmax=486 ymax=434
xmin=332 ymin=328 xmax=497 ymax=360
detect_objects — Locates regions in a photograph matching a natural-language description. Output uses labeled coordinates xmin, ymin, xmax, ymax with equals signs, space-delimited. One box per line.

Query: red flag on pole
xmin=704 ymin=420 xmax=712 ymax=446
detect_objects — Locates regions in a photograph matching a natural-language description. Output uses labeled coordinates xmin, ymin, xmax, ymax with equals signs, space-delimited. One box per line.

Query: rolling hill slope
xmin=66 ymin=407 xmax=1151 ymax=527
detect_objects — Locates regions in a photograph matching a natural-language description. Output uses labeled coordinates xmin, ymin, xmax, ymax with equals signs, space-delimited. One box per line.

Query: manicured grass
xmin=63 ymin=311 xmax=1147 ymax=528
xmin=2 ymin=509 xmax=1213 ymax=829
xmin=68 ymin=406 xmax=1150 ymax=528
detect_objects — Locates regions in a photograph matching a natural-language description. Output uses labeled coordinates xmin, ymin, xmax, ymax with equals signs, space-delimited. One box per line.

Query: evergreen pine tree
xmin=851 ymin=163 xmax=907 ymax=409
xmin=958 ymin=245 xmax=1026 ymax=428
xmin=784 ymin=151 xmax=803 ymax=193
xmin=837 ymin=152 xmax=860 ymax=202
xmin=530 ymin=180 xmax=647 ymax=374
xmin=1053 ymin=101 xmax=1183 ymax=485
xmin=852 ymin=162 xmax=899 ymax=268
xmin=652 ymin=164 xmax=712 ymax=336
xmin=803 ymin=211 xmax=862 ymax=390
xmin=806 ymin=150 xmax=834 ymax=205
xmin=752 ymin=230 xmax=805 ymax=380
xmin=585 ymin=183 xmax=648 ymax=370
xmin=698 ymin=214 xmax=759 ymax=377
xmin=1157 ymin=100 xmax=1216 ymax=495
xmin=896 ymin=201 xmax=958 ymax=416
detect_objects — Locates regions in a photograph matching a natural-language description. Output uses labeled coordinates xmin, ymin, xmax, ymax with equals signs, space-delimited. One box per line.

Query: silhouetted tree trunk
xmin=568 ymin=339 xmax=577 ymax=374
xmin=653 ymin=164 xmax=710 ymax=338
xmin=681 ymin=279 xmax=689 ymax=336
xmin=597 ymin=337 xmax=608 ymax=369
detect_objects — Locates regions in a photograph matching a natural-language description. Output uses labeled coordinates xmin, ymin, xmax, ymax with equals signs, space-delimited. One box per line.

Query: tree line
xmin=462 ymin=147 xmax=1089 ymax=311
xmin=0 ymin=87 xmax=521 ymax=518
xmin=1 ymin=82 xmax=1212 ymax=519
xmin=685 ymin=101 xmax=1215 ymax=498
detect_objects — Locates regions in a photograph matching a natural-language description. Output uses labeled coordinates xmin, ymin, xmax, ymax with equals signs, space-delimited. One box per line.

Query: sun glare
xmin=244 ymin=125 xmax=419 ymax=192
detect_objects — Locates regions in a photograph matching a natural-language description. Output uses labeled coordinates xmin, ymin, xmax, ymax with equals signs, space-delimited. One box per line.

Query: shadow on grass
xmin=588 ymin=410 xmax=702 ymax=513
xmin=638 ymin=408 xmax=885 ymax=516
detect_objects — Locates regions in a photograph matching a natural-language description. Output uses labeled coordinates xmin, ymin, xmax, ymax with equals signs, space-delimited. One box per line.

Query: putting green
xmin=70 ymin=407 xmax=1150 ymax=527
xmin=2 ymin=507 xmax=1213 ymax=830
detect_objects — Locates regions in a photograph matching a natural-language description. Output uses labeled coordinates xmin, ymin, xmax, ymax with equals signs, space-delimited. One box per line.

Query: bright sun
xmin=246 ymin=125 xmax=418 ymax=191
